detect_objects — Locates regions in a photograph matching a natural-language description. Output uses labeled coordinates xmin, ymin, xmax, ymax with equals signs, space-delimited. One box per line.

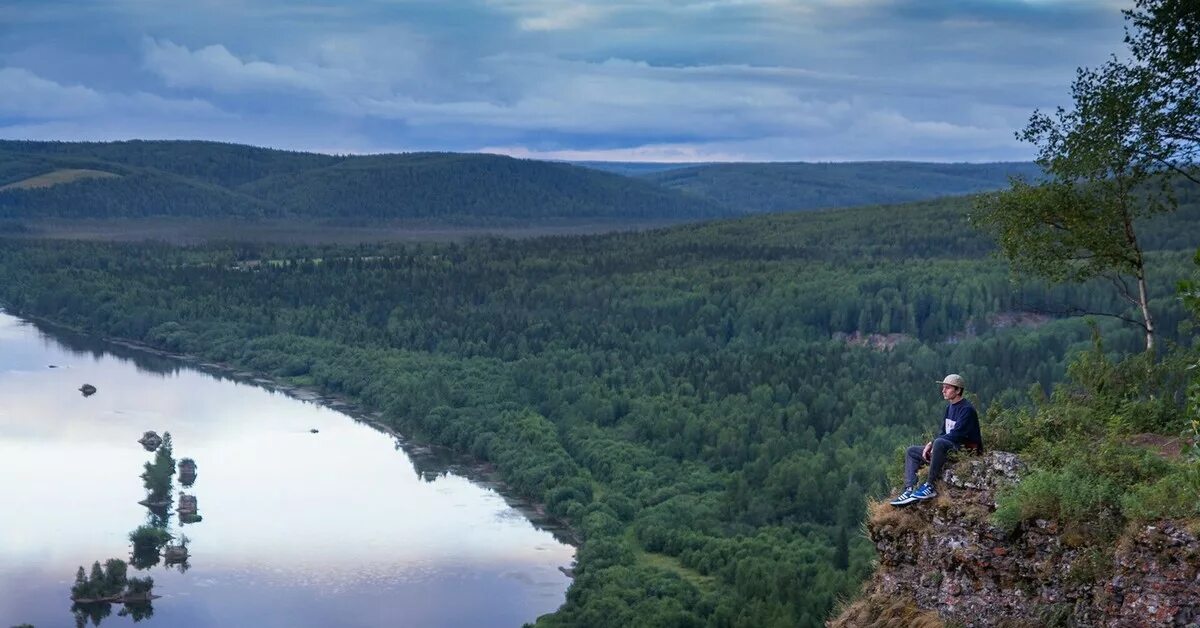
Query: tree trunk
xmin=1122 ymin=205 xmax=1155 ymax=351
xmin=1136 ymin=267 xmax=1155 ymax=351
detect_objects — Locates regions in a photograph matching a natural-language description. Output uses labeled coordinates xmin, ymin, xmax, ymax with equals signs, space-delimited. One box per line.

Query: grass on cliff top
xmin=985 ymin=329 xmax=1200 ymax=542
xmin=829 ymin=592 xmax=944 ymax=628
xmin=864 ymin=499 xmax=931 ymax=538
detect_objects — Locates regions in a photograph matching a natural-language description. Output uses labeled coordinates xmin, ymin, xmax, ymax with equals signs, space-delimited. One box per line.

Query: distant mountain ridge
xmin=0 ymin=140 xmax=1042 ymax=223
xmin=632 ymin=161 xmax=1045 ymax=213
xmin=0 ymin=141 xmax=730 ymax=222
xmin=565 ymin=161 xmax=712 ymax=176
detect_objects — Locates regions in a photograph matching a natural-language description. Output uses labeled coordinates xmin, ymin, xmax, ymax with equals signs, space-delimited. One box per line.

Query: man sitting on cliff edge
xmin=890 ymin=374 xmax=983 ymax=506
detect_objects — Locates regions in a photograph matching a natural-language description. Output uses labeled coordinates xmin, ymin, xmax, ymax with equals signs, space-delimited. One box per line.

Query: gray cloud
xmin=0 ymin=0 xmax=1133 ymax=161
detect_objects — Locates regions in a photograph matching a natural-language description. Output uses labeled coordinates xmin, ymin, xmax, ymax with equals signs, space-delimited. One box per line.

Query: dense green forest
xmin=0 ymin=140 xmax=729 ymax=223
xmin=0 ymin=193 xmax=1196 ymax=627
xmin=641 ymin=161 xmax=1044 ymax=213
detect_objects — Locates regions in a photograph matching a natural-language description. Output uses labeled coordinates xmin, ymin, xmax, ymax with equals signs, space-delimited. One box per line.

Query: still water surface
xmin=0 ymin=312 xmax=573 ymax=627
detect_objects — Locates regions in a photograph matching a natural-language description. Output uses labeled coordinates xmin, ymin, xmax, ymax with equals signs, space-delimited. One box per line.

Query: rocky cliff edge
xmin=830 ymin=452 xmax=1200 ymax=627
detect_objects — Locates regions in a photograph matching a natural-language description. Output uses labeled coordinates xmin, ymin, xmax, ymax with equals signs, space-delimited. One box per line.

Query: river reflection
xmin=0 ymin=312 xmax=573 ymax=627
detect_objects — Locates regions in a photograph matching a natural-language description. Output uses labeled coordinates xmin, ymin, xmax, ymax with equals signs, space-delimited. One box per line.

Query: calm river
xmin=0 ymin=312 xmax=574 ymax=627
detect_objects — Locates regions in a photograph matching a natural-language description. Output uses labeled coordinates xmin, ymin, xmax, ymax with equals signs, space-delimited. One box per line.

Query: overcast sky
xmin=0 ymin=0 xmax=1132 ymax=162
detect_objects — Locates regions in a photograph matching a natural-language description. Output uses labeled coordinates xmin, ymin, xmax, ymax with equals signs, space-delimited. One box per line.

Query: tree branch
xmin=1129 ymin=147 xmax=1200 ymax=184
xmin=1106 ymin=273 xmax=1141 ymax=307
xmin=1018 ymin=301 xmax=1148 ymax=330
xmin=1165 ymin=131 xmax=1200 ymax=143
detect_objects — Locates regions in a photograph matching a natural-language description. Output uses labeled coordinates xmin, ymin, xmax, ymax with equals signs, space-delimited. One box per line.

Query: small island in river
xmin=70 ymin=558 xmax=157 ymax=604
xmin=138 ymin=431 xmax=163 ymax=450
xmin=178 ymin=457 xmax=197 ymax=486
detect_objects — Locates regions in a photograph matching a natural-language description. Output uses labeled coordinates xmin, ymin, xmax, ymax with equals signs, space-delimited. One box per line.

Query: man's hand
xmin=922 ymin=442 xmax=932 ymax=462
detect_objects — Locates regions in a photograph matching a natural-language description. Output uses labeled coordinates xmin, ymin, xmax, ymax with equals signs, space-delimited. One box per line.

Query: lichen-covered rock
xmin=1103 ymin=522 xmax=1200 ymax=626
xmin=942 ymin=451 xmax=1025 ymax=493
xmin=831 ymin=451 xmax=1200 ymax=628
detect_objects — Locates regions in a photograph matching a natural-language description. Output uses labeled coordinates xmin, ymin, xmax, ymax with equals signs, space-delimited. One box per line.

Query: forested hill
xmin=0 ymin=140 xmax=731 ymax=222
xmin=0 ymin=190 xmax=1196 ymax=627
xmin=0 ymin=140 xmax=1045 ymax=223
xmin=638 ymin=161 xmax=1044 ymax=213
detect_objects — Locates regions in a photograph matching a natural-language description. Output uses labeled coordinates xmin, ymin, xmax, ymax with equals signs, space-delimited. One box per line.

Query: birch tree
xmin=974 ymin=0 xmax=1198 ymax=352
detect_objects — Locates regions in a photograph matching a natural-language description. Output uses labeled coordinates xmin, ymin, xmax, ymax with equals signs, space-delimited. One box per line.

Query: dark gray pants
xmin=905 ymin=437 xmax=959 ymax=488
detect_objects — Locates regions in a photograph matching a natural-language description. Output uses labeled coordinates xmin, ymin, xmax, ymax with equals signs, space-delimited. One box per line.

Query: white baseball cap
xmin=937 ymin=374 xmax=966 ymax=390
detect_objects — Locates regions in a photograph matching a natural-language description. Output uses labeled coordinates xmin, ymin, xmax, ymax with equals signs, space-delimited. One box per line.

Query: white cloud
xmin=141 ymin=38 xmax=350 ymax=94
xmin=479 ymin=142 xmax=753 ymax=162
xmin=0 ymin=67 xmax=105 ymax=118
xmin=480 ymin=126 xmax=1027 ymax=163
xmin=486 ymin=0 xmax=612 ymax=31
xmin=139 ymin=35 xmax=456 ymax=107
xmin=0 ymin=66 xmax=227 ymax=120
xmin=520 ymin=4 xmax=608 ymax=31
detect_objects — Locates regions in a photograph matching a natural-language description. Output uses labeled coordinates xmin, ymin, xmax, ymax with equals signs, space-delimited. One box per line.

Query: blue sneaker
xmin=889 ymin=487 xmax=917 ymax=506
xmin=912 ymin=482 xmax=938 ymax=500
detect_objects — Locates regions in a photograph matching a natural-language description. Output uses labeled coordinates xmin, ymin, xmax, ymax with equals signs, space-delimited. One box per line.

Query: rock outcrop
xmin=830 ymin=451 xmax=1200 ymax=627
